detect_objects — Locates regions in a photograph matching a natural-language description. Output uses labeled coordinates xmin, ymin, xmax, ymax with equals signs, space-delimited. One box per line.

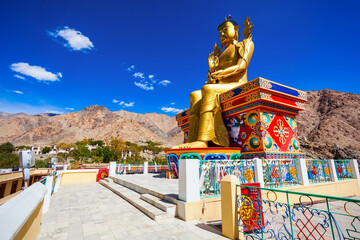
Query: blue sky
xmin=0 ymin=0 xmax=359 ymax=116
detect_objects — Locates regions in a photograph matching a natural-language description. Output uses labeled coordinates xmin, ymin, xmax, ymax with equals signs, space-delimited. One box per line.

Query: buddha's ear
xmin=234 ymin=25 xmax=239 ymax=40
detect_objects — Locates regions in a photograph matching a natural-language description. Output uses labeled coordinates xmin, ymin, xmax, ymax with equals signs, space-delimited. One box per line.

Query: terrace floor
xmin=37 ymin=182 xmax=226 ymax=240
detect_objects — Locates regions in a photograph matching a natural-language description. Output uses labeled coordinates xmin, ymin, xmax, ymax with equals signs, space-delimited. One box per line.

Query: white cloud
xmin=161 ymin=107 xmax=184 ymax=113
xmin=0 ymin=99 xmax=65 ymax=114
xmin=14 ymin=74 xmax=25 ymax=80
xmin=170 ymin=102 xmax=175 ymax=105
xmin=134 ymin=82 xmax=154 ymax=91
xmin=119 ymin=101 xmax=134 ymax=107
xmin=133 ymin=72 xmax=145 ymax=79
xmin=13 ymin=90 xmax=24 ymax=94
xmin=49 ymin=27 xmax=94 ymax=51
xmin=10 ymin=62 xmax=62 ymax=82
xmin=158 ymin=80 xmax=171 ymax=86
xmin=112 ymin=99 xmax=119 ymax=103
xmin=65 ymin=107 xmax=74 ymax=110
xmin=127 ymin=65 xmax=135 ymax=71
xmin=124 ymin=102 xmax=134 ymax=107
xmin=128 ymin=67 xmax=170 ymax=90
xmin=148 ymin=74 xmax=157 ymax=83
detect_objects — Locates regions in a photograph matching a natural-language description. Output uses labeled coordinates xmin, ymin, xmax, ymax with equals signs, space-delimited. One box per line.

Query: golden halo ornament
xmin=290 ymin=167 xmax=297 ymax=178
xmin=100 ymin=171 xmax=108 ymax=179
xmin=239 ymin=196 xmax=254 ymax=221
xmin=324 ymin=166 xmax=330 ymax=176
xmin=344 ymin=201 xmax=360 ymax=217
xmin=266 ymin=190 xmax=278 ymax=202
xmin=347 ymin=165 xmax=352 ymax=174
xmin=244 ymin=169 xmax=254 ymax=183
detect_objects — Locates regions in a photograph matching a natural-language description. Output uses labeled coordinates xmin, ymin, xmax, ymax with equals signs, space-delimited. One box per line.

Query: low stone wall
xmin=60 ymin=169 xmax=98 ymax=184
xmin=0 ymin=182 xmax=47 ymax=240
xmin=177 ymin=196 xmax=222 ymax=221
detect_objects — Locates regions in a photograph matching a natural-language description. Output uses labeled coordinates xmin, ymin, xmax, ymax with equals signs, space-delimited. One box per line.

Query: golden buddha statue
xmin=174 ymin=16 xmax=254 ymax=149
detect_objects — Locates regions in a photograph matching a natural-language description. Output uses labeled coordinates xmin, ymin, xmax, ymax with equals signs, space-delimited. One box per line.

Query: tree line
xmin=0 ymin=138 xmax=168 ymax=169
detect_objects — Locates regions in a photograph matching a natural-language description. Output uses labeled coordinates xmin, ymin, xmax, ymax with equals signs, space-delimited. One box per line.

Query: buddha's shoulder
xmin=235 ymin=38 xmax=254 ymax=48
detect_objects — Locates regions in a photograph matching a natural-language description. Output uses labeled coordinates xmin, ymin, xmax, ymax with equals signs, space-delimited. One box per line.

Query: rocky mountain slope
xmin=0 ymin=89 xmax=358 ymax=159
xmin=0 ymin=106 xmax=183 ymax=147
xmin=297 ymin=89 xmax=360 ymax=159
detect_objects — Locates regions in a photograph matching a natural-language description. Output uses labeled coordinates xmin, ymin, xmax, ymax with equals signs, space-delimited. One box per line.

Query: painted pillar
xmin=350 ymin=159 xmax=360 ymax=188
xmin=109 ymin=161 xmax=116 ymax=177
xmin=254 ymin=158 xmax=265 ymax=188
xmin=221 ymin=175 xmax=242 ymax=240
xmin=143 ymin=162 xmax=148 ymax=175
xmin=329 ymin=159 xmax=338 ymax=182
xmin=42 ymin=175 xmax=53 ymax=214
xmin=296 ymin=159 xmax=309 ymax=185
xmin=178 ymin=158 xmax=200 ymax=202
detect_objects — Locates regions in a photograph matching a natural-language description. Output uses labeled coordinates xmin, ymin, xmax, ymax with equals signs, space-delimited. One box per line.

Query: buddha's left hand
xmin=210 ymin=70 xmax=224 ymax=80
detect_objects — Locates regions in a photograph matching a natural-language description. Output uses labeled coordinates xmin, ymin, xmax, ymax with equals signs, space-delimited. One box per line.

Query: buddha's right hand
xmin=206 ymin=72 xmax=216 ymax=84
xmin=208 ymin=52 xmax=219 ymax=72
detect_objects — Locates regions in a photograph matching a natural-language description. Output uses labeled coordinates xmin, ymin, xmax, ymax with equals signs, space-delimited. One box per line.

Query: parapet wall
xmin=0 ymin=182 xmax=47 ymax=240
xmin=60 ymin=169 xmax=98 ymax=184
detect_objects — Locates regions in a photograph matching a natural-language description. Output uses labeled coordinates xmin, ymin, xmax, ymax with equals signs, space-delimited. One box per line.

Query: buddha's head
xmin=218 ymin=15 xmax=239 ymax=46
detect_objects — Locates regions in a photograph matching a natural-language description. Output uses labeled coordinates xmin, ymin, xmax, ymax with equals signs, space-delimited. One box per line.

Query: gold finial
xmin=242 ymin=16 xmax=254 ymax=39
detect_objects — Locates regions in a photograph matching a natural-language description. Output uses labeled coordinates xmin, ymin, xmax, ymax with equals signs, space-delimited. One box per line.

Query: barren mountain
xmin=0 ymin=114 xmax=53 ymax=143
xmin=0 ymin=106 xmax=182 ymax=147
xmin=0 ymin=89 xmax=359 ymax=159
xmin=297 ymin=89 xmax=360 ymax=159
xmin=114 ymin=110 xmax=177 ymax=133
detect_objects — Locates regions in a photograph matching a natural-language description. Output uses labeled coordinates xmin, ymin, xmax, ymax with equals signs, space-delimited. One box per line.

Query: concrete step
xmin=100 ymin=180 xmax=140 ymax=200
xmin=103 ymin=178 xmax=113 ymax=183
xmin=109 ymin=176 xmax=178 ymax=204
xmin=99 ymin=180 xmax=172 ymax=221
xmin=140 ymin=193 xmax=177 ymax=217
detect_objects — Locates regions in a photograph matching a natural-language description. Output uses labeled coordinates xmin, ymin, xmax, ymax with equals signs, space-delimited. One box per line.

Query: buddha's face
xmin=218 ymin=21 xmax=238 ymax=46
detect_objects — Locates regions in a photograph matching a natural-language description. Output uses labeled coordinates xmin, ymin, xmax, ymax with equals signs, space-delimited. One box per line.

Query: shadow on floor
xmin=195 ymin=221 xmax=223 ymax=236
xmin=152 ymin=172 xmax=167 ymax=178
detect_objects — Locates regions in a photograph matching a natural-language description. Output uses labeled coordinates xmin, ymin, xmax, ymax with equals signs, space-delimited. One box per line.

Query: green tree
xmin=92 ymin=146 xmax=115 ymax=163
xmin=90 ymin=140 xmax=104 ymax=147
xmin=71 ymin=144 xmax=91 ymax=163
xmin=0 ymin=142 xmax=15 ymax=153
xmin=41 ymin=146 xmax=52 ymax=154
xmin=15 ymin=145 xmax=31 ymax=150
xmin=35 ymin=159 xmax=50 ymax=168
xmin=0 ymin=152 xmax=18 ymax=168
xmin=110 ymin=137 xmax=126 ymax=160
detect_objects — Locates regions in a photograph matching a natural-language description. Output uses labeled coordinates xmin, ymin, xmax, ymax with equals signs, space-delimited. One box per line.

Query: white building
xmin=31 ymin=146 xmax=41 ymax=155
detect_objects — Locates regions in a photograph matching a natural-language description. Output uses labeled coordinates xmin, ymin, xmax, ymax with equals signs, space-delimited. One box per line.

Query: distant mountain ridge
xmin=0 ymin=89 xmax=359 ymax=159
xmin=0 ymin=106 xmax=183 ymax=147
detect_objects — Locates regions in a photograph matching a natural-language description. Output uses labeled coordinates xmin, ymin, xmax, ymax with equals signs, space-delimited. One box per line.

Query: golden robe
xmin=187 ymin=38 xmax=254 ymax=147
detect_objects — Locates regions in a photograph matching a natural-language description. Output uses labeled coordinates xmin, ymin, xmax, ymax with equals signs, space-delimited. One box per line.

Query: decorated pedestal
xmin=174 ymin=77 xmax=307 ymax=160
xmin=165 ymin=148 xmax=242 ymax=178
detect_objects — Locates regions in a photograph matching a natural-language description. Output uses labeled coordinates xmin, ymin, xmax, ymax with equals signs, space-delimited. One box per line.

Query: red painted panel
xmin=240 ymin=183 xmax=265 ymax=232
xmin=270 ymin=95 xmax=297 ymax=106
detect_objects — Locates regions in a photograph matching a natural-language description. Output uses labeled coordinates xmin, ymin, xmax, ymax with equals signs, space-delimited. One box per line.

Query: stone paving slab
xmin=37 ymin=182 xmax=226 ymax=240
